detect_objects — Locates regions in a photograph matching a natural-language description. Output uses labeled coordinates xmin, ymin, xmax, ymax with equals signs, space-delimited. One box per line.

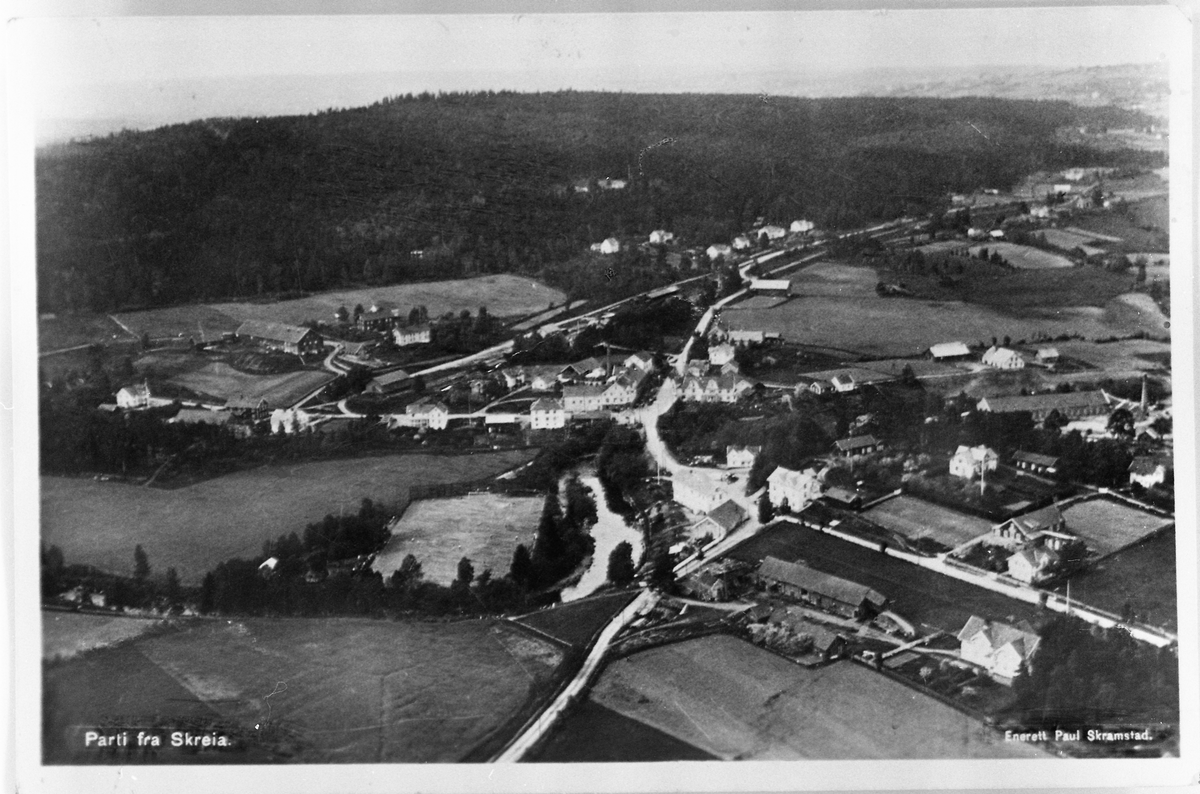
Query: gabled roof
xmin=929 ymin=341 xmax=971 ymax=358
xmin=395 ymin=323 xmax=432 ymax=335
xmin=822 ymin=486 xmax=860 ymax=504
xmin=767 ymin=466 xmax=816 ymax=490
xmin=748 ymin=279 xmax=791 ymax=291
xmin=757 ymin=556 xmax=886 ymax=607
xmin=835 ymin=435 xmax=880 ymax=452
xmin=979 ymin=391 xmax=1109 ymax=414
xmin=562 ymin=384 xmax=608 ymax=399
xmin=1129 ymin=456 xmax=1168 ymax=475
xmin=1013 ymin=450 xmax=1060 ymax=468
xmin=954 ymin=444 xmax=997 ymax=463
xmin=957 ymin=615 xmax=1041 ymax=659
xmin=701 ymin=500 xmax=748 ymax=533
xmin=226 ymin=394 xmax=268 ymax=409
xmin=117 ymin=383 xmax=150 ymax=398
xmin=1001 ymin=504 xmax=1065 ymax=535
xmin=236 ymin=320 xmax=317 ymax=345
xmin=727 ymin=444 xmax=762 ymax=456
xmin=406 ymin=398 xmax=449 ymax=414
xmin=531 ymin=397 xmax=564 ymax=413
xmin=370 ymin=369 xmax=411 ymax=387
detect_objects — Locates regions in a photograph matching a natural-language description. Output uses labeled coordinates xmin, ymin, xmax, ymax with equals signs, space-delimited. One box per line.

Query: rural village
xmin=34 ymin=76 xmax=1181 ymax=765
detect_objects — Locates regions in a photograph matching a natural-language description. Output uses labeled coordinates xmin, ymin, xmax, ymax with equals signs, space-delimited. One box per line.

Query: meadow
xmin=42 ymin=610 xmax=165 ymax=662
xmin=1060 ymin=497 xmax=1174 ymax=558
xmin=967 ymin=242 xmax=1073 ymax=269
xmin=372 ymin=493 xmax=544 ymax=585
xmin=44 ymin=616 xmax=565 ymax=763
xmin=588 ymin=635 xmax=1046 ymax=760
xmin=167 ymin=363 xmax=334 ymax=406
xmin=863 ymin=495 xmax=993 ymax=549
xmin=40 ymin=449 xmax=538 ymax=584
xmin=1053 ymin=529 xmax=1177 ymax=631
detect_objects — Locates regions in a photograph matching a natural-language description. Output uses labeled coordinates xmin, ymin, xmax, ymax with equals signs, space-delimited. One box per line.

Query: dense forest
xmin=37 ymin=91 xmax=1160 ymax=313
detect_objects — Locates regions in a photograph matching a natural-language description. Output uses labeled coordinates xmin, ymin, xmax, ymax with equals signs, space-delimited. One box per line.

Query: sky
xmin=13 ymin=6 xmax=1184 ymax=142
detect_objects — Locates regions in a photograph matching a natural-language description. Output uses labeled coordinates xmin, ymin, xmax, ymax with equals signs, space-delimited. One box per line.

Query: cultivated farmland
xmin=167 ymin=363 xmax=334 ymax=406
xmin=44 ymin=616 xmax=565 ymax=763
xmin=1060 ymin=497 xmax=1173 ymax=558
xmin=372 ymin=493 xmax=543 ymax=585
xmin=588 ymin=635 xmax=1046 ymax=759
xmin=727 ymin=521 xmax=1043 ymax=633
xmin=863 ymin=495 xmax=993 ymax=549
xmin=42 ymin=610 xmax=165 ymax=661
xmin=529 ymin=700 xmax=717 ymax=762
xmin=1053 ymin=529 xmax=1177 ymax=631
xmin=40 ymin=450 xmax=538 ymax=584
xmin=967 ymin=243 xmax=1074 ymax=269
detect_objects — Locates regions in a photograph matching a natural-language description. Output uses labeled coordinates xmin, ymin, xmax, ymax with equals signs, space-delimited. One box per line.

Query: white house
xmin=726 ymin=329 xmax=766 ymax=347
xmin=928 ymin=341 xmax=971 ymax=360
xmin=706 ymin=243 xmax=733 ymax=261
xmin=649 ymin=230 xmax=675 ymax=245
xmin=599 ymin=237 xmax=621 ymax=255
xmin=623 ymin=351 xmax=657 ymax=372
xmin=270 ymin=408 xmax=320 ymax=435
xmin=562 ymin=384 xmax=607 ymax=412
xmin=116 ymin=383 xmax=151 ymax=409
xmin=732 ymin=235 xmax=753 ymax=251
xmin=530 ymin=398 xmax=566 ymax=430
xmin=790 ymin=219 xmax=814 ymax=234
xmin=393 ymin=325 xmax=432 ymax=347
xmin=1035 ymin=348 xmax=1060 ymax=365
xmin=708 ymin=343 xmax=737 ymax=367
xmin=757 ymin=225 xmax=787 ymax=242
xmin=949 ymin=445 xmax=999 ymax=481
xmin=957 ymin=615 xmax=1040 ymax=684
xmin=601 ymin=369 xmax=647 ymax=407
xmin=988 ymin=229 xmax=1005 ymax=240
xmin=672 ymin=472 xmax=729 ymax=514
xmin=1128 ymin=457 xmax=1168 ymax=488
xmin=767 ymin=466 xmax=821 ymax=511
xmin=726 ymin=445 xmax=761 ymax=468
xmin=406 ymin=399 xmax=450 ymax=430
xmin=680 ymin=374 xmax=754 ymax=404
xmin=981 ymin=346 xmax=1025 ymax=369
xmin=597 ymin=177 xmax=627 ymax=190
xmin=1007 ymin=545 xmax=1061 ymax=585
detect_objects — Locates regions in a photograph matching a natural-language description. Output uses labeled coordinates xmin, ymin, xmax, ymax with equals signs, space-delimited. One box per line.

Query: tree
xmin=391 ymin=554 xmax=423 ymax=592
xmin=353 ymin=303 xmax=365 ymax=322
xmin=133 ymin=544 xmax=150 ymax=582
xmin=165 ymin=567 xmax=181 ymax=606
xmin=199 ymin=572 xmax=216 ymax=614
xmin=757 ymin=490 xmax=775 ymax=524
xmin=648 ymin=545 xmax=676 ymax=593
xmin=335 ymin=305 xmax=349 ymax=323
xmin=607 ymin=541 xmax=636 ymax=586
xmin=455 ymin=557 xmax=475 ymax=588
xmin=1108 ymin=407 xmax=1135 ymax=437
xmin=410 ymin=375 xmax=426 ymax=395
xmin=140 ymin=331 xmax=152 ymax=350
xmin=510 ymin=543 xmax=535 ymax=589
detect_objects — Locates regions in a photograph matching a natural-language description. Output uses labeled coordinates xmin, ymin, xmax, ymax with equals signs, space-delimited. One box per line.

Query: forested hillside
xmin=37 ymin=91 xmax=1160 ymax=313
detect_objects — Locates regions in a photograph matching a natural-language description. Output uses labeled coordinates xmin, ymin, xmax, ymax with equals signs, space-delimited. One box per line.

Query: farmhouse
xmin=527 ymin=366 xmax=562 ymax=392
xmin=364 ymin=369 xmax=412 ymax=395
xmin=726 ymin=329 xmax=766 ymax=347
xmin=991 ymin=505 xmax=1076 ymax=550
xmin=358 ymin=309 xmax=400 ymax=332
xmin=767 ymin=466 xmax=822 ymax=511
xmin=755 ymin=556 xmax=887 ymax=620
xmin=405 ymin=398 xmax=450 ymax=430
xmin=1013 ymin=450 xmax=1060 ymax=476
xmin=393 ymin=325 xmax=433 ymax=347
xmin=672 ymin=472 xmax=730 ymax=514
xmin=530 ymin=398 xmax=565 ymax=430
xmin=790 ymin=219 xmax=814 ymax=234
xmin=270 ymin=408 xmax=320 ymax=435
xmin=1035 ymin=348 xmax=1060 ymax=365
xmin=835 ymin=435 xmax=882 ymax=457
xmin=227 ymin=395 xmax=270 ymax=422
xmin=1006 ymin=544 xmax=1062 ymax=585
xmin=706 ymin=243 xmax=733 ymax=261
xmin=602 ymin=369 xmax=649 ymax=407
xmin=957 ymin=615 xmax=1040 ymax=684
xmin=800 ymin=367 xmax=894 ymax=395
xmin=562 ymin=384 xmax=608 ymax=413
xmin=727 ymin=445 xmax=761 ymax=468
xmin=708 ymin=343 xmax=737 ymax=366
xmin=976 ymin=391 xmax=1110 ymax=422
xmin=236 ymin=320 xmax=323 ymax=356
xmin=927 ymin=341 xmax=971 ymax=361
xmin=680 ymin=569 xmax=728 ymax=602
xmin=747 ymin=279 xmax=791 ymax=296
xmin=949 ymin=445 xmax=999 ymax=481
xmin=756 ymin=225 xmax=787 ymax=242
xmin=116 ymin=383 xmax=151 ymax=409
xmin=649 ymin=229 xmax=675 ymax=245
xmin=692 ymin=499 xmax=748 ymax=541
xmin=1129 ymin=456 xmax=1169 ymax=488
xmin=981 ymin=346 xmax=1025 ymax=370
xmin=732 ymin=235 xmax=753 ymax=251
xmin=624 ymin=351 xmax=657 ymax=372
xmin=595 ymin=237 xmax=621 ymax=255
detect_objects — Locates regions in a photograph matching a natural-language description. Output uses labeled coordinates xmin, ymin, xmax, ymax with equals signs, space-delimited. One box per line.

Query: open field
xmin=38 ymin=313 xmax=135 ymax=352
xmin=41 ymin=450 xmax=538 ymax=584
xmin=785 ymin=261 xmax=878 ymax=298
xmin=1050 ymin=338 xmax=1172 ymax=374
xmin=44 ymin=617 xmax=564 ymax=764
xmin=727 ymin=521 xmax=1043 ymax=633
xmin=589 ymin=635 xmax=1046 ymax=760
xmin=42 ymin=611 xmax=165 ymax=662
xmin=968 ymin=243 xmax=1073 ymax=270
xmin=1068 ymin=198 xmax=1169 ymax=253
xmin=863 ymin=496 xmax=993 ymax=549
xmin=722 ymin=291 xmax=1155 ymax=359
xmin=513 ymin=590 xmax=640 ymax=648
xmin=1061 ymin=497 xmax=1173 ymax=558
xmin=530 ymin=700 xmax=717 ymax=762
xmin=372 ymin=493 xmax=543 ymax=585
xmin=1038 ymin=228 xmax=1106 ymax=251
xmin=111 ymin=276 xmax=566 ymax=341
xmin=167 ymin=363 xmax=334 ymax=406
xmin=1053 ymin=530 xmax=1177 ymax=631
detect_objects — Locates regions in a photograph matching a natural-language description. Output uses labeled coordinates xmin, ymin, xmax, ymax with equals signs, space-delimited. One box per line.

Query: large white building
xmin=957 ymin=616 xmax=1040 ymax=684
xmin=949 ymin=445 xmax=999 ymax=481
xmin=530 ymin=398 xmax=566 ymax=430
xmin=767 ymin=466 xmax=822 ymax=511
xmin=982 ymin=346 xmax=1025 ymax=369
xmin=672 ymin=472 xmax=730 ymax=514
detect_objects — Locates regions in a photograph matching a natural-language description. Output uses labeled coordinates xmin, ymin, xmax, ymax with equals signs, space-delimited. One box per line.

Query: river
xmin=561 ymin=472 xmax=643 ymax=602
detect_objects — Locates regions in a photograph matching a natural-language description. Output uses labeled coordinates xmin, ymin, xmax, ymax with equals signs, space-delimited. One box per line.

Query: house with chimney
xmin=767 ymin=466 xmax=822 ymax=512
xmin=957 ymin=615 xmax=1040 ymax=684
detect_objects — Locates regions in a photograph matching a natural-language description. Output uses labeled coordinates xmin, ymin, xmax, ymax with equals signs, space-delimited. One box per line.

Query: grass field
xmin=1053 ymin=529 xmax=1177 ymax=631
xmin=38 ymin=314 xmax=135 ymax=352
xmin=588 ymin=635 xmax=1046 ymax=760
xmin=1068 ymin=198 xmax=1169 ymax=253
xmin=968 ymin=243 xmax=1074 ymax=269
xmin=42 ymin=611 xmax=165 ymax=662
xmin=1050 ymin=339 xmax=1172 ymax=375
xmin=372 ymin=493 xmax=543 ymax=585
xmin=863 ymin=495 xmax=993 ymax=549
xmin=44 ymin=616 xmax=564 ymax=764
xmin=167 ymin=363 xmax=334 ymax=406
xmin=785 ymin=261 xmax=878 ymax=298
xmin=112 ymin=304 xmax=244 ymax=341
xmin=727 ymin=521 xmax=1043 ymax=633
xmin=529 ymin=700 xmax=717 ymax=762
xmin=1060 ymin=497 xmax=1173 ymax=558
xmin=513 ymin=590 xmax=640 ymax=648
xmin=41 ymin=450 xmax=538 ymax=584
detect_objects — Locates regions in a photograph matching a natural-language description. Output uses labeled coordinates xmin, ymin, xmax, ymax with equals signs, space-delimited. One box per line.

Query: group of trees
xmin=42 ymin=542 xmax=185 ymax=613
xmin=596 ymin=426 xmax=650 ymax=514
xmin=38 ymin=91 xmax=1162 ymax=315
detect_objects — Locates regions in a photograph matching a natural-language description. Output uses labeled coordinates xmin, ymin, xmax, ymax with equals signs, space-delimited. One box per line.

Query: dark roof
xmin=979 ymin=391 xmax=1109 ymax=414
xmin=757 ymin=556 xmax=886 ymax=607
xmin=531 ymin=398 xmax=563 ymax=412
xmin=1129 ymin=456 xmax=1168 ymax=475
xmin=835 ymin=435 xmax=880 ymax=452
xmin=369 ymin=369 xmax=411 ymax=387
xmin=823 ymin=486 xmax=861 ymax=504
xmin=1000 ymin=504 xmax=1065 ymax=535
xmin=236 ymin=320 xmax=317 ymax=345
xmin=702 ymin=500 xmax=748 ymax=533
xmin=394 ymin=324 xmax=432 ymax=335
xmin=1013 ymin=450 xmax=1060 ymax=468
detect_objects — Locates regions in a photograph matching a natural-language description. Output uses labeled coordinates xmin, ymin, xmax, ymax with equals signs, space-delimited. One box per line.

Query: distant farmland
xmin=44 ymin=616 xmax=565 ymax=764
xmin=112 ymin=275 xmax=566 ymax=340
xmin=967 ymin=243 xmax=1073 ymax=270
xmin=167 ymin=363 xmax=334 ymax=406
xmin=41 ymin=449 xmax=537 ymax=584
xmin=588 ymin=635 xmax=1046 ymax=760
xmin=863 ymin=495 xmax=992 ymax=549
